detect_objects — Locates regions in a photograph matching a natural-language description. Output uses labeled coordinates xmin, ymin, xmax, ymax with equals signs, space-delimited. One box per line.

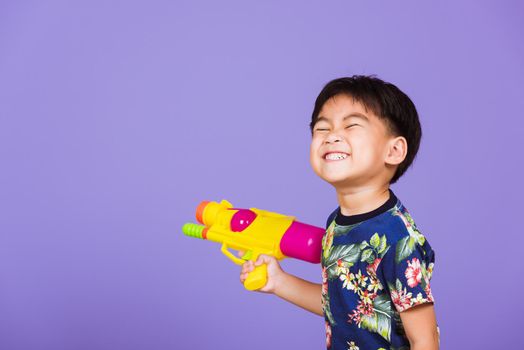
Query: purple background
xmin=1 ymin=1 xmax=523 ymax=349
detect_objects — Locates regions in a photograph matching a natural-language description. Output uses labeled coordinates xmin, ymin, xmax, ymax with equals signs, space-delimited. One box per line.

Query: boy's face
xmin=309 ymin=94 xmax=395 ymax=188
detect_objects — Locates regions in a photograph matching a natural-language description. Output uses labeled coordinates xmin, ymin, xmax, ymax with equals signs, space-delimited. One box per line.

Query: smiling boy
xmin=240 ymin=76 xmax=438 ymax=349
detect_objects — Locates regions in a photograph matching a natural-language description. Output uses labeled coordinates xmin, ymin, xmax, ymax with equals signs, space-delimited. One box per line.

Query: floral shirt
xmin=322 ymin=191 xmax=435 ymax=350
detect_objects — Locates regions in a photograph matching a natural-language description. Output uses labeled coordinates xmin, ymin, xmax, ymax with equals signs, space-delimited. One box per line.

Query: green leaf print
xmin=333 ymin=222 xmax=361 ymax=237
xmin=358 ymin=235 xmax=390 ymax=265
xmin=398 ymin=210 xmax=426 ymax=247
xmin=415 ymin=231 xmax=426 ymax=246
xmin=360 ymin=248 xmax=374 ymax=263
xmin=403 ymin=211 xmax=414 ymax=224
xmin=322 ymin=221 xmax=336 ymax=261
xmin=360 ymin=294 xmax=393 ymax=342
xmin=324 ymin=244 xmax=361 ymax=280
xmin=370 ymin=233 xmax=380 ymax=249
xmin=395 ymin=278 xmax=403 ymax=292
xmin=323 ymin=293 xmax=336 ymax=325
xmin=378 ymin=235 xmax=388 ymax=255
xmin=395 ymin=236 xmax=416 ymax=264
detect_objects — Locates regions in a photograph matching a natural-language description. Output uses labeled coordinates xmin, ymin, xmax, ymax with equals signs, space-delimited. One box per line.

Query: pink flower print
xmin=322 ymin=267 xmax=328 ymax=295
xmin=325 ymin=321 xmax=332 ymax=348
xmin=322 ymin=283 xmax=328 ymax=297
xmin=395 ymin=209 xmax=410 ymax=228
xmin=405 ymin=258 xmax=422 ymax=288
xmin=336 ymin=259 xmax=349 ymax=275
xmin=425 ymin=283 xmax=434 ymax=302
xmin=357 ymin=299 xmax=374 ymax=316
xmin=391 ymin=287 xmax=412 ymax=312
xmin=366 ymin=258 xmax=381 ymax=278
xmin=360 ymin=290 xmax=376 ymax=305
xmin=347 ymin=309 xmax=361 ymax=325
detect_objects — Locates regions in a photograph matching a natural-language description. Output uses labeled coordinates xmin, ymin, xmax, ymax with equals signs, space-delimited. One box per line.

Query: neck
xmin=336 ymin=185 xmax=391 ymax=216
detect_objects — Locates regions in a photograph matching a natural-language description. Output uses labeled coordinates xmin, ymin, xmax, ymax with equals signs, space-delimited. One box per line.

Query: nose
xmin=324 ymin=132 xmax=342 ymax=144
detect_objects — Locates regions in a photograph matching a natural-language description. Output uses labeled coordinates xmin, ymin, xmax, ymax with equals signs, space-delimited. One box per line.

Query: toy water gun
xmin=182 ymin=200 xmax=325 ymax=291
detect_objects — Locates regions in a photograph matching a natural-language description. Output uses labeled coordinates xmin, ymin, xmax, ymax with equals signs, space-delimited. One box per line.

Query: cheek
xmin=357 ymin=142 xmax=387 ymax=167
xmin=309 ymin=139 xmax=320 ymax=157
xmin=309 ymin=144 xmax=317 ymax=167
xmin=309 ymin=140 xmax=322 ymax=169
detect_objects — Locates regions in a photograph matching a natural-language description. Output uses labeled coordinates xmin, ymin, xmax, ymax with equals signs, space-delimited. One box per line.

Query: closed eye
xmin=345 ymin=124 xmax=359 ymax=129
xmin=314 ymin=128 xmax=329 ymax=132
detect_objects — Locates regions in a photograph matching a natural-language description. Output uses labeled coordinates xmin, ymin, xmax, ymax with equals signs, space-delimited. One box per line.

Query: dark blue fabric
xmin=326 ymin=209 xmax=338 ymax=229
xmin=321 ymin=197 xmax=435 ymax=350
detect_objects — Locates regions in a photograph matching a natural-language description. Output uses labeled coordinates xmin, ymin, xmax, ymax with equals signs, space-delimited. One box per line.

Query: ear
xmin=385 ymin=136 xmax=408 ymax=166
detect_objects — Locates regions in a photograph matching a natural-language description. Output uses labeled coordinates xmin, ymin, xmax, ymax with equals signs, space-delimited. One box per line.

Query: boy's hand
xmin=238 ymin=252 xmax=284 ymax=294
xmin=237 ymin=251 xmax=324 ymax=316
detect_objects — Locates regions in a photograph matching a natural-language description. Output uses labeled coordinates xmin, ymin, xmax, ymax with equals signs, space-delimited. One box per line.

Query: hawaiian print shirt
xmin=322 ymin=192 xmax=435 ymax=350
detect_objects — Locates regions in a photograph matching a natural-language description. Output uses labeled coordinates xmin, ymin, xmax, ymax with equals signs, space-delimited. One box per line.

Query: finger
xmin=254 ymin=254 xmax=271 ymax=266
xmin=240 ymin=268 xmax=252 ymax=283
xmin=237 ymin=250 xmax=245 ymax=258
xmin=242 ymin=261 xmax=254 ymax=273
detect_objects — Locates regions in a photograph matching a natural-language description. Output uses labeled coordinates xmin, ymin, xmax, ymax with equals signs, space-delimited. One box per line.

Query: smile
xmin=324 ymin=152 xmax=349 ymax=161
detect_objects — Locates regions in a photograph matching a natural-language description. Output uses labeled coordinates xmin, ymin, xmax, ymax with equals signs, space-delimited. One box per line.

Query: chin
xmin=321 ymin=172 xmax=354 ymax=186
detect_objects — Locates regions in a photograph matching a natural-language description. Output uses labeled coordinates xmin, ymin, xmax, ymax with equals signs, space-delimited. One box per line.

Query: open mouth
xmin=324 ymin=152 xmax=349 ymax=161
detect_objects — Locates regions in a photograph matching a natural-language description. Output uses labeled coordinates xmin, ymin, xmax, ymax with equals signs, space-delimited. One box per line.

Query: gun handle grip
xmin=244 ymin=264 xmax=268 ymax=291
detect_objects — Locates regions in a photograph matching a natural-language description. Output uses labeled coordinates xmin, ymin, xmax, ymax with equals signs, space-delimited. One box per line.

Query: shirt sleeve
xmin=378 ymin=236 xmax=435 ymax=313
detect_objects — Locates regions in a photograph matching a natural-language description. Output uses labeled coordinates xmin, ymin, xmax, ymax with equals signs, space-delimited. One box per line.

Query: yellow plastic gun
xmin=183 ymin=200 xmax=325 ymax=291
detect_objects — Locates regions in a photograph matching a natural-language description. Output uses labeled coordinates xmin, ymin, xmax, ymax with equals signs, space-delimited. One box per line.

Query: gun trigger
xmin=242 ymin=251 xmax=253 ymax=260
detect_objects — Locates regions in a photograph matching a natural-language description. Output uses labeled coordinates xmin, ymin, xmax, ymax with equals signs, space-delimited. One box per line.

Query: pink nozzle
xmin=280 ymin=221 xmax=325 ymax=264
xmin=230 ymin=209 xmax=257 ymax=232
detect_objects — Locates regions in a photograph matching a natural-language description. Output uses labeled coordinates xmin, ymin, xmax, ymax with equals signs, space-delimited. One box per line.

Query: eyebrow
xmin=315 ymin=113 xmax=369 ymax=124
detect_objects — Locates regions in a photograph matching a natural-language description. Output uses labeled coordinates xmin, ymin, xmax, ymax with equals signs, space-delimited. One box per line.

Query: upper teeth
xmin=325 ymin=153 xmax=348 ymax=160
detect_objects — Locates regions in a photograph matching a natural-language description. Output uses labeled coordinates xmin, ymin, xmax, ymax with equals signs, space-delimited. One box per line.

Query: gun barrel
xmin=182 ymin=223 xmax=207 ymax=239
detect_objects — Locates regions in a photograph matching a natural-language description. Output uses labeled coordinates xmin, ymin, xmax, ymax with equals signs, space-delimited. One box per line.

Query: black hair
xmin=310 ymin=75 xmax=422 ymax=183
